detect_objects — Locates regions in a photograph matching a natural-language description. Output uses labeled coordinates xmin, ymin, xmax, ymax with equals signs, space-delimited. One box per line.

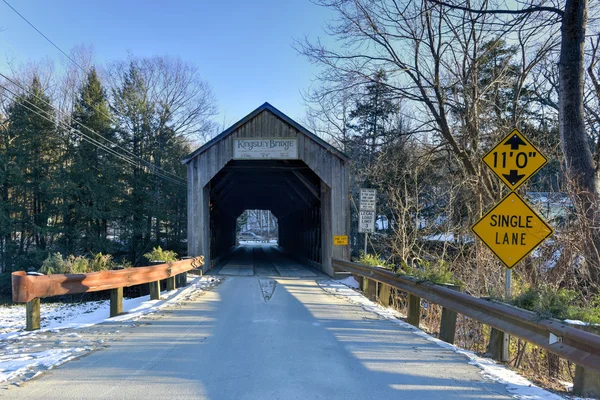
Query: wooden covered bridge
xmin=182 ymin=102 xmax=350 ymax=275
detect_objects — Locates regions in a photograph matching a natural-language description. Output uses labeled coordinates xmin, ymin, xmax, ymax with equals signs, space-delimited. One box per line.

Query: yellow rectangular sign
xmin=333 ymin=235 xmax=349 ymax=246
xmin=482 ymin=129 xmax=548 ymax=190
xmin=471 ymin=192 xmax=553 ymax=269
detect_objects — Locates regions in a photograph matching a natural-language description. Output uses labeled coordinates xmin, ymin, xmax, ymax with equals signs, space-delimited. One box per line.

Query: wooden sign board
xmin=233 ymin=138 xmax=298 ymax=160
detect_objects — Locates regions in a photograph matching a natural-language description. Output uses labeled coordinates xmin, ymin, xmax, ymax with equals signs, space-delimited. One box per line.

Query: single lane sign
xmin=482 ymin=129 xmax=547 ymax=190
xmin=471 ymin=192 xmax=553 ymax=269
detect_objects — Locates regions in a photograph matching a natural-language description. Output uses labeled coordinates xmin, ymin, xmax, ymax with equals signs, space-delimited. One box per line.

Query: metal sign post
xmin=359 ymin=189 xmax=376 ymax=255
xmin=472 ymin=128 xmax=553 ymax=361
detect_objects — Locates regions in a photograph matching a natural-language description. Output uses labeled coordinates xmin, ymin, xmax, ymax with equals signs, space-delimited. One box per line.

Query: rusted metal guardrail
xmin=12 ymin=256 xmax=204 ymax=331
xmin=332 ymin=258 xmax=600 ymax=374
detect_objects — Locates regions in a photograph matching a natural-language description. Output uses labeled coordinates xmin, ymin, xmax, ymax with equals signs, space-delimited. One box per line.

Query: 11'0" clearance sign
xmin=471 ymin=129 xmax=553 ymax=269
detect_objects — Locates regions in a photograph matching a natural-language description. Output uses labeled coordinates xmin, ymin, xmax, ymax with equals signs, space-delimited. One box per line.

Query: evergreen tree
xmin=66 ymin=67 xmax=119 ymax=254
xmin=112 ymin=62 xmax=154 ymax=263
xmin=5 ymin=76 xmax=59 ymax=269
xmin=346 ymin=70 xmax=400 ymax=166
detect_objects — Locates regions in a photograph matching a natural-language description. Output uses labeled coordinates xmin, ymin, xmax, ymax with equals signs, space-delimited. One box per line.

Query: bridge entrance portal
xmin=183 ymin=103 xmax=350 ymax=276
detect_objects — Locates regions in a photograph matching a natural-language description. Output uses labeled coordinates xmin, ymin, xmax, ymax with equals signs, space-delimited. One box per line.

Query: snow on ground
xmin=0 ymin=275 xmax=220 ymax=386
xmin=321 ymin=279 xmax=583 ymax=400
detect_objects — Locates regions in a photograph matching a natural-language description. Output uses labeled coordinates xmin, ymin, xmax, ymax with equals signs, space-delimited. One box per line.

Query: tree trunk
xmin=559 ymin=0 xmax=600 ymax=281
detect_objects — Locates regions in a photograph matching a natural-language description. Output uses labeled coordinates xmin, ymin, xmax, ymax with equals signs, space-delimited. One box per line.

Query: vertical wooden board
xmin=407 ymin=294 xmax=421 ymax=327
xmin=202 ymin=184 xmax=211 ymax=271
xmin=487 ymin=328 xmax=509 ymax=362
xmin=187 ymin=163 xmax=194 ymax=257
xmin=149 ymin=281 xmax=160 ymax=300
xmin=166 ymin=276 xmax=176 ymax=291
xmin=110 ymin=287 xmax=123 ymax=317
xmin=297 ymin=134 xmax=305 ymax=159
xmin=343 ymin=163 xmax=350 ymax=260
xmin=321 ymin=181 xmax=333 ymax=276
xmin=191 ymin=159 xmax=200 ymax=256
xmin=379 ymin=284 xmax=392 ymax=307
xmin=26 ymin=298 xmax=41 ymax=331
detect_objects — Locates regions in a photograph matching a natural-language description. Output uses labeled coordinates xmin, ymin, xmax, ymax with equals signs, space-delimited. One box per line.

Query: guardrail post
xmin=149 ymin=281 xmax=160 ymax=300
xmin=487 ymin=328 xmax=509 ymax=362
xmin=166 ymin=276 xmax=176 ymax=291
xmin=363 ymin=278 xmax=377 ymax=300
xmin=176 ymin=273 xmax=187 ymax=288
xmin=26 ymin=298 xmax=40 ymax=331
xmin=407 ymin=294 xmax=421 ymax=328
xmin=572 ymin=324 xmax=600 ymax=398
xmin=379 ymin=284 xmax=391 ymax=307
xmin=439 ymin=284 xmax=459 ymax=344
xmin=110 ymin=287 xmax=123 ymax=317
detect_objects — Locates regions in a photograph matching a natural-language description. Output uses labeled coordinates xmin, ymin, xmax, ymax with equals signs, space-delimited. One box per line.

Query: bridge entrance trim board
xmin=183 ymin=102 xmax=351 ymax=276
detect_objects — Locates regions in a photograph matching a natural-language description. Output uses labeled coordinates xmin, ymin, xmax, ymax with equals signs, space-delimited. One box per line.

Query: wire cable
xmin=2 ymin=0 xmax=87 ymax=73
xmin=1 ymin=2 xmax=193 ymax=183
xmin=0 ymin=71 xmax=187 ymax=184
xmin=0 ymin=83 xmax=187 ymax=187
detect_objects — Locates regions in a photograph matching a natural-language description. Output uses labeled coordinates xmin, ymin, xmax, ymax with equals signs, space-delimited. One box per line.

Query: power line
xmin=0 ymin=82 xmax=187 ymax=187
xmin=2 ymin=0 xmax=87 ymax=73
xmin=1 ymin=1 xmax=190 ymax=183
xmin=0 ymin=72 xmax=187 ymax=185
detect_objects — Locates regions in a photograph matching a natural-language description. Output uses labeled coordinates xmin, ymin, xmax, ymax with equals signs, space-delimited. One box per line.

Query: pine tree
xmin=5 ymin=76 xmax=59 ymax=269
xmin=347 ymin=70 xmax=400 ymax=165
xmin=112 ymin=62 xmax=154 ymax=263
xmin=66 ymin=67 xmax=119 ymax=254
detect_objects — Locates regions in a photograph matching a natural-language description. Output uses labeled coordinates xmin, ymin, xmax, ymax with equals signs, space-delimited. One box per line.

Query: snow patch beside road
xmin=320 ymin=279 xmax=578 ymax=400
xmin=0 ymin=275 xmax=220 ymax=386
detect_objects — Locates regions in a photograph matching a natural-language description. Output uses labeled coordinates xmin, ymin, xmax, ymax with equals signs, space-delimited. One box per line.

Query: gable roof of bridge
xmin=182 ymin=102 xmax=349 ymax=164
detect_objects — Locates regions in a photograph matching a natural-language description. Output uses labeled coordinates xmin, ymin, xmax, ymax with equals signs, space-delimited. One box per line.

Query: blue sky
xmin=0 ymin=0 xmax=333 ymax=126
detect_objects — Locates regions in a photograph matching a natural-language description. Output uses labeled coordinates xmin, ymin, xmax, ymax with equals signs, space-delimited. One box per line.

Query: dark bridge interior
xmin=208 ymin=159 xmax=322 ymax=266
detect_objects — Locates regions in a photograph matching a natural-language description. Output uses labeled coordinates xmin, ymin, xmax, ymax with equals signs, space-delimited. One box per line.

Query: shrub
xmin=511 ymin=285 xmax=600 ymax=323
xmin=144 ymin=246 xmax=178 ymax=263
xmin=89 ymin=253 xmax=115 ymax=271
xmin=403 ymin=260 xmax=462 ymax=288
xmin=64 ymin=255 xmax=89 ymax=274
xmin=39 ymin=253 xmax=121 ymax=274
xmin=358 ymin=252 xmax=393 ymax=269
xmin=39 ymin=253 xmax=66 ymax=275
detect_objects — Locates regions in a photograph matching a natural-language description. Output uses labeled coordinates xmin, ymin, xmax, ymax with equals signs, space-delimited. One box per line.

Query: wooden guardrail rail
xmin=332 ymin=258 xmax=600 ymax=397
xmin=12 ymin=256 xmax=204 ymax=331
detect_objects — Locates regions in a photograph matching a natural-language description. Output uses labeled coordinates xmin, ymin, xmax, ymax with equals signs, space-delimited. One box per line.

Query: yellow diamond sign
xmin=471 ymin=192 xmax=553 ymax=269
xmin=482 ymin=129 xmax=548 ymax=190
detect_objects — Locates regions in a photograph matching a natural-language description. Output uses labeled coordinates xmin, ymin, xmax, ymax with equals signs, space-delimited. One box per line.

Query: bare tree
xmin=428 ymin=0 xmax=600 ymax=281
xmin=298 ymin=0 xmax=553 ymax=222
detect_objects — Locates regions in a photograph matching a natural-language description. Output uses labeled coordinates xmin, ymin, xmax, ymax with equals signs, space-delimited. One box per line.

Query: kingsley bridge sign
xmin=233 ymin=138 xmax=298 ymax=160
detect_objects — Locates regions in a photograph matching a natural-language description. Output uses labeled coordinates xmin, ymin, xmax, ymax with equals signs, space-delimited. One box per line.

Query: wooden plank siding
xmin=184 ymin=103 xmax=350 ymax=275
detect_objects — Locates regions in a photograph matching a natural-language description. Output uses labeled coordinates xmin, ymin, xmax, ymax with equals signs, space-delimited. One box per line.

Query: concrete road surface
xmin=3 ymin=246 xmax=511 ymax=399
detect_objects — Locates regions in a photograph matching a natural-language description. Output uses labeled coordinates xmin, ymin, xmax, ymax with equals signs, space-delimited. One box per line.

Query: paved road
xmin=4 ymin=246 xmax=511 ymax=399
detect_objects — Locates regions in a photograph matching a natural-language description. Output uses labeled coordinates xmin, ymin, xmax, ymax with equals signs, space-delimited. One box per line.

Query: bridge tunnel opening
xmin=236 ymin=209 xmax=279 ymax=244
xmin=208 ymin=159 xmax=323 ymax=268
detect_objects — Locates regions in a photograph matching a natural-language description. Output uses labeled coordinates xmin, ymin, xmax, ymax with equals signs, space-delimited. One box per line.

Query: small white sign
xmin=233 ymin=138 xmax=298 ymax=160
xmin=360 ymin=188 xmax=377 ymax=212
xmin=359 ymin=210 xmax=375 ymax=233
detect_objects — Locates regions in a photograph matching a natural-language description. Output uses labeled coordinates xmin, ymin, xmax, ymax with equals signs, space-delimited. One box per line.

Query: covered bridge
xmin=183 ymin=102 xmax=350 ymax=276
